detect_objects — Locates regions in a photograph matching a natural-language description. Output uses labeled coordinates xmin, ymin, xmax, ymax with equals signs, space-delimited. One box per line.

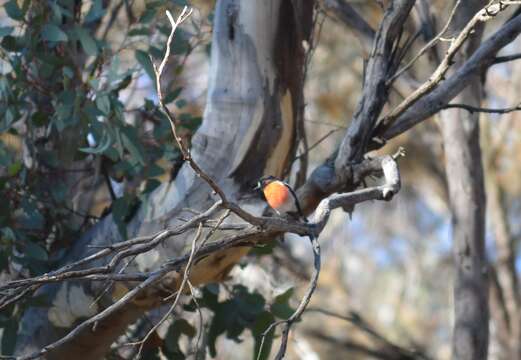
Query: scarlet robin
xmin=255 ymin=176 xmax=307 ymax=222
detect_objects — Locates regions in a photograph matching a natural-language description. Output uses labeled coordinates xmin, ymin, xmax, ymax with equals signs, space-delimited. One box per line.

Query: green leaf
xmin=112 ymin=194 xmax=139 ymax=239
xmin=141 ymin=179 xmax=161 ymax=195
xmin=112 ymin=75 xmax=132 ymax=92
xmin=7 ymin=161 xmax=21 ymax=176
xmin=144 ymin=163 xmax=165 ymax=178
xmin=0 ymin=247 xmax=9 ymax=270
xmin=1 ymin=35 xmax=22 ymax=52
xmin=171 ymin=31 xmax=189 ymax=55
xmin=58 ymin=90 xmax=76 ymax=106
xmin=180 ymin=115 xmax=202 ymax=131
xmin=24 ymin=241 xmax=48 ymax=261
xmin=41 ymin=24 xmax=68 ymax=42
xmin=31 ymin=111 xmax=49 ymax=127
xmin=95 ymin=94 xmax=111 ymax=115
xmin=84 ymin=0 xmax=104 ymax=23
xmin=83 ymin=102 xmax=104 ymax=118
xmin=75 ymin=27 xmax=98 ymax=56
xmin=0 ymin=318 xmax=18 ymax=355
xmin=49 ymin=2 xmax=72 ymax=22
xmin=62 ymin=66 xmax=74 ymax=78
xmin=164 ymin=318 xmax=196 ymax=357
xmin=50 ymin=181 xmax=67 ymax=203
xmin=251 ymin=312 xmax=276 ymax=360
xmin=79 ymin=122 xmax=113 ymax=155
xmin=250 ymin=242 xmax=275 ymax=256
xmin=0 ymin=227 xmax=16 ymax=242
xmin=139 ymin=8 xmax=156 ymax=24
xmin=4 ymin=0 xmax=24 ymax=21
xmin=164 ymin=87 xmax=183 ymax=104
xmin=274 ymin=287 xmax=294 ymax=304
xmin=175 ymin=99 xmax=187 ymax=108
xmin=128 ymin=27 xmax=150 ymax=37
xmin=121 ymin=127 xmax=146 ymax=165
xmin=135 ymin=50 xmax=155 ymax=82
xmin=0 ymin=27 xmax=14 ymax=38
xmin=20 ymin=199 xmax=45 ymax=230
xmin=79 ymin=137 xmax=111 ymax=154
xmin=271 ymin=288 xmax=295 ymax=319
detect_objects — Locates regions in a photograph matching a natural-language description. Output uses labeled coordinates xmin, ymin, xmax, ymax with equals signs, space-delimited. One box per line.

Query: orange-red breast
xmin=255 ymin=176 xmax=306 ymax=221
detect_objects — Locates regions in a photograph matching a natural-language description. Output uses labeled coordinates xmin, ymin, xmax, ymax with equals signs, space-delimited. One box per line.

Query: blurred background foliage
xmin=0 ymin=0 xmax=213 ymax=356
xmin=0 ymin=0 xmax=520 ymax=359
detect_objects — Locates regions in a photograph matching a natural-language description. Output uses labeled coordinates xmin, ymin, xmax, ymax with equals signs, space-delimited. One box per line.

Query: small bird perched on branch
xmin=255 ymin=176 xmax=307 ymax=222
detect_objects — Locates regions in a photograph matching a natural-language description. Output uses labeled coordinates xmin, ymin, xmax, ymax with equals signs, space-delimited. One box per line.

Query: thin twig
xmin=154 ymin=7 xmax=227 ymax=202
xmin=187 ymin=280 xmax=205 ymax=355
xmin=294 ymin=128 xmax=341 ymax=161
xmin=378 ymin=0 xmax=510 ymax=133
xmin=443 ymin=102 xmax=521 ymax=114
xmin=13 ymin=149 xmax=403 ymax=360
xmin=0 ymin=212 xmax=214 ymax=290
xmin=388 ymin=0 xmax=462 ymax=84
xmin=256 ymin=233 xmax=320 ymax=360
xmin=274 ymin=235 xmax=320 ymax=360
xmin=134 ymin=223 xmax=204 ymax=358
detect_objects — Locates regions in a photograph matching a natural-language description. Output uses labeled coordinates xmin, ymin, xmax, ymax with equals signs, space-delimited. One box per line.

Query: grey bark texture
xmin=439 ymin=1 xmax=489 ymax=359
xmin=14 ymin=0 xmax=315 ymax=358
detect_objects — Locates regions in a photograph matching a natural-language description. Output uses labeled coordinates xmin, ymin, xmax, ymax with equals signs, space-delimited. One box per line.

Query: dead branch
xmin=377 ymin=7 xmax=521 ymax=140
xmin=334 ymin=0 xmax=415 ymax=168
xmin=378 ymin=1 xmax=512 ymax=134
xmin=493 ymin=52 xmax=521 ymax=64
xmin=155 ymin=7 xmax=228 ymax=202
xmin=258 ymin=150 xmax=403 ymax=359
xmin=443 ymin=102 xmax=521 ymax=114
xmin=388 ymin=0 xmax=462 ymax=84
xmin=11 ymin=149 xmax=403 ymax=360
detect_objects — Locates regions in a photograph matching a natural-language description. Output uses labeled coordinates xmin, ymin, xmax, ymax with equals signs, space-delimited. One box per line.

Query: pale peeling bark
xmin=15 ymin=1 xmax=315 ymax=358
xmin=439 ymin=1 xmax=489 ymax=359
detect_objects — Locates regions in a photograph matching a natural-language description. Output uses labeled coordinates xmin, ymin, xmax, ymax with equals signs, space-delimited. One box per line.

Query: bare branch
xmin=155 ymin=7 xmax=227 ymax=202
xmin=134 ymin=223 xmax=204 ymax=358
xmin=378 ymin=1 xmax=510 ymax=134
xmin=493 ymin=52 xmax=521 ymax=64
xmin=258 ymin=151 xmax=403 ymax=359
xmin=388 ymin=0 xmax=462 ymax=84
xmin=0 ymin=202 xmax=222 ymax=303
xmin=378 ymin=9 xmax=521 ymax=141
xmin=11 ymin=147 xmax=403 ymax=360
xmin=334 ymin=0 xmax=415 ymax=170
xmin=443 ymin=102 xmax=521 ymax=114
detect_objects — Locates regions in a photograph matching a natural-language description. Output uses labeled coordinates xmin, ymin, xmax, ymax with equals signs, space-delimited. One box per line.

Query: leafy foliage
xmin=180 ymin=284 xmax=295 ymax=360
xmin=0 ymin=1 xmax=279 ymax=358
xmin=0 ymin=0 xmax=211 ymax=355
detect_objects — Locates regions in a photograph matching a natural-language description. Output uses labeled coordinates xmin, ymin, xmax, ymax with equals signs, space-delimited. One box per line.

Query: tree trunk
xmin=15 ymin=1 xmax=315 ymax=358
xmin=439 ymin=1 xmax=489 ymax=359
xmin=482 ymin=119 xmax=521 ymax=359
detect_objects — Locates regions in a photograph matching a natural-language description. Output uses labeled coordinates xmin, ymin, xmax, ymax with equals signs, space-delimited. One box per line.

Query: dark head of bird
xmin=254 ymin=175 xmax=277 ymax=191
